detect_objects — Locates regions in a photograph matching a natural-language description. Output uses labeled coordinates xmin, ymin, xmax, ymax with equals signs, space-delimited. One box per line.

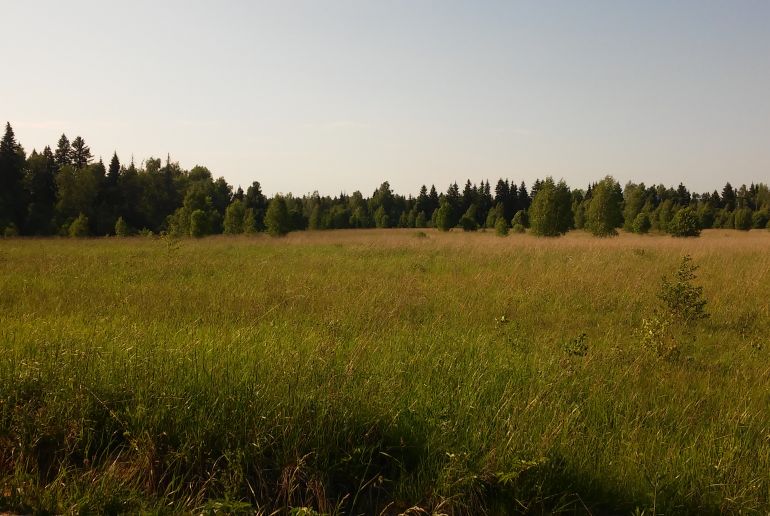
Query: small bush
xmin=562 ymin=333 xmax=588 ymax=357
xmin=115 ymin=217 xmax=129 ymax=237
xmin=69 ymin=214 xmax=90 ymax=238
xmin=414 ymin=231 xmax=428 ymax=239
xmin=138 ymin=228 xmax=154 ymax=237
xmin=640 ymin=315 xmax=679 ymax=360
xmin=495 ymin=218 xmax=509 ymax=236
xmin=658 ymin=255 xmax=708 ymax=324
xmin=511 ymin=223 xmax=525 ymax=234
xmin=460 ymin=215 xmax=478 ymax=232
xmin=3 ymin=224 xmax=19 ymax=238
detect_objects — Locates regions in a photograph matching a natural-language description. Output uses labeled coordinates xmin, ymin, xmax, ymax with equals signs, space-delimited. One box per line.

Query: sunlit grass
xmin=1 ymin=229 xmax=769 ymax=513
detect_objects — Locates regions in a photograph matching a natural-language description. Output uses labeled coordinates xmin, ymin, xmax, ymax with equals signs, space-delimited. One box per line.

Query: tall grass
xmin=1 ymin=229 xmax=769 ymax=513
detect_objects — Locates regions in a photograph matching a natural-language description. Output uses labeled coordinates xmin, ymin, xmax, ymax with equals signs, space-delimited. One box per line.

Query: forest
xmin=1 ymin=122 xmax=769 ymax=239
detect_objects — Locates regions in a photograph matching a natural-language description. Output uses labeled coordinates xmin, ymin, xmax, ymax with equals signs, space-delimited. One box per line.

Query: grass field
xmin=1 ymin=229 xmax=770 ymax=514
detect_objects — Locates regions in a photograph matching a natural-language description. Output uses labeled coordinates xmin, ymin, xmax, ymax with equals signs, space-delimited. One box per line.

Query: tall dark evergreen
xmin=54 ymin=134 xmax=72 ymax=168
xmin=518 ymin=182 xmax=530 ymax=211
xmin=0 ymin=123 xmax=27 ymax=231
xmin=721 ymin=183 xmax=736 ymax=211
xmin=70 ymin=136 xmax=93 ymax=169
xmin=24 ymin=146 xmax=58 ymax=234
xmin=428 ymin=185 xmax=440 ymax=216
xmin=107 ymin=152 xmax=121 ymax=185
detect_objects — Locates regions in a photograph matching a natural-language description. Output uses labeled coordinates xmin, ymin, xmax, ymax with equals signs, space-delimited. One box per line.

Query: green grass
xmin=1 ymin=229 xmax=769 ymax=514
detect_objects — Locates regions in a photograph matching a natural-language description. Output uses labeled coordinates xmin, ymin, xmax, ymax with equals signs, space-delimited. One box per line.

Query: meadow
xmin=1 ymin=229 xmax=769 ymax=514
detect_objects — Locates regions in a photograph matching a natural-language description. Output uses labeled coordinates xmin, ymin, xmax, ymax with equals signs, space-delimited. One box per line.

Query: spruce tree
xmin=54 ymin=134 xmax=72 ymax=168
xmin=0 ymin=123 xmax=26 ymax=231
xmin=70 ymin=136 xmax=93 ymax=169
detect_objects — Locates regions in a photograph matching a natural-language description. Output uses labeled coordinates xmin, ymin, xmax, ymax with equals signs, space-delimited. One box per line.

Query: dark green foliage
xmin=752 ymin=210 xmax=769 ymax=229
xmin=223 ymin=200 xmax=246 ymax=234
xmin=265 ymin=196 xmax=291 ymax=236
xmin=190 ymin=209 xmax=208 ymax=238
xmin=511 ymin=223 xmax=525 ymax=233
xmin=658 ymin=255 xmax=708 ymax=324
xmin=529 ymin=178 xmax=571 ymax=237
xmin=460 ymin=205 xmax=478 ymax=231
xmin=586 ymin=176 xmax=622 ymax=237
xmin=70 ymin=136 xmax=93 ymax=169
xmin=668 ymin=207 xmax=701 ymax=237
xmin=3 ymin=121 xmax=770 ymax=239
xmin=0 ymin=122 xmax=27 ymax=230
xmin=68 ymin=213 xmax=90 ymax=237
xmin=622 ymin=182 xmax=647 ymax=232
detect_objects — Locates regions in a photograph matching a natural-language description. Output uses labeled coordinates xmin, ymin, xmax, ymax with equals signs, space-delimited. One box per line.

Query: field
xmin=1 ymin=229 xmax=770 ymax=514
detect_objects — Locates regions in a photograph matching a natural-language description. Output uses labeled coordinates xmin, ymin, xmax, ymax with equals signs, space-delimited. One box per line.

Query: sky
xmin=3 ymin=0 xmax=769 ymax=196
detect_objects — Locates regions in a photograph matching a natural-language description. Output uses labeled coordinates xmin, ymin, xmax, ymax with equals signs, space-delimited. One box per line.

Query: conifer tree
xmin=70 ymin=136 xmax=93 ymax=169
xmin=54 ymin=134 xmax=72 ymax=168
xmin=0 ymin=123 xmax=27 ymax=231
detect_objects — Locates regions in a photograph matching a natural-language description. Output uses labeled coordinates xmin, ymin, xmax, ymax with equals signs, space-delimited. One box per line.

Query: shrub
xmin=460 ymin=215 xmax=478 ymax=232
xmin=631 ymin=212 xmax=651 ymax=234
xmin=3 ymin=224 xmax=19 ymax=238
xmin=495 ymin=217 xmax=509 ymax=236
xmin=190 ymin=209 xmax=208 ymax=238
xmin=69 ymin=214 xmax=90 ymax=238
xmin=434 ymin=203 xmax=453 ymax=232
xmin=511 ymin=223 xmax=526 ymax=234
xmin=115 ymin=217 xmax=129 ymax=237
xmin=658 ymin=255 xmax=708 ymax=324
xmin=668 ymin=207 xmax=701 ymax=237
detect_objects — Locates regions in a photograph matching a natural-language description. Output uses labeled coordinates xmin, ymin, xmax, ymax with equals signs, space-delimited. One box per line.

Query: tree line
xmin=1 ymin=122 xmax=769 ymax=238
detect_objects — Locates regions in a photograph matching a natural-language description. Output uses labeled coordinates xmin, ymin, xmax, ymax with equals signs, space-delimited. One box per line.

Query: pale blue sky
xmin=3 ymin=1 xmax=769 ymax=195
